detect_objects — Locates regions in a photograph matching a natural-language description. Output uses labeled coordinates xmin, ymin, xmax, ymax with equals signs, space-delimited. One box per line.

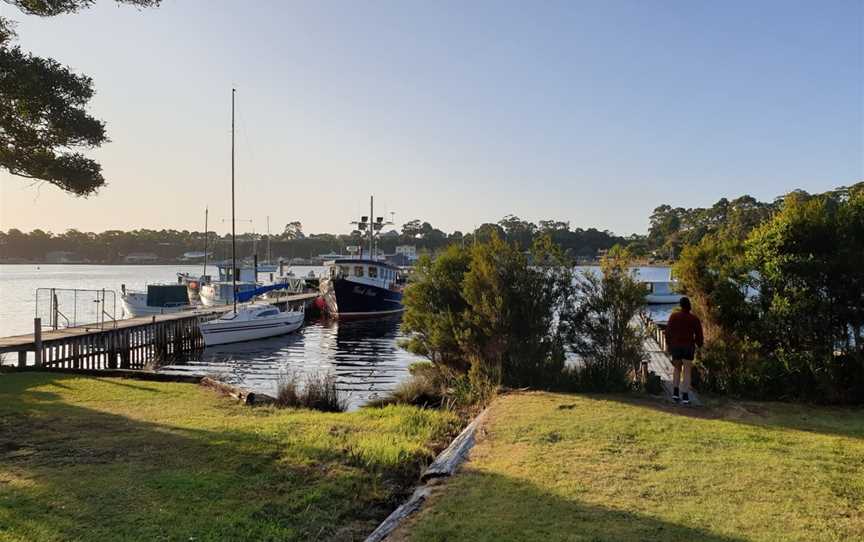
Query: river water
xmin=0 ymin=264 xmax=673 ymax=408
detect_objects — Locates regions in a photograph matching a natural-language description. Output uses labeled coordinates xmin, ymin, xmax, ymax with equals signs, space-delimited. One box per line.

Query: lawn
xmin=0 ymin=372 xmax=459 ymax=542
xmin=400 ymin=392 xmax=864 ymax=542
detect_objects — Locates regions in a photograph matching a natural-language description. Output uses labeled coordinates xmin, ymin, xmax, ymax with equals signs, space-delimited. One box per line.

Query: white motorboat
xmin=120 ymin=284 xmax=194 ymax=317
xmin=200 ymin=304 xmax=304 ymax=346
xmin=644 ymin=280 xmax=681 ymax=304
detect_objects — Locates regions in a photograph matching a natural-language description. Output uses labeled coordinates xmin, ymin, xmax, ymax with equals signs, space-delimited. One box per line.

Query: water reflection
xmin=160 ymin=315 xmax=423 ymax=410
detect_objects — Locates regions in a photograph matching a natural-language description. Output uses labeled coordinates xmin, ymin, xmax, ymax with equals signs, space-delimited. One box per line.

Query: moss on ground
xmin=0 ymin=372 xmax=459 ymax=542
xmin=402 ymin=392 xmax=864 ymax=542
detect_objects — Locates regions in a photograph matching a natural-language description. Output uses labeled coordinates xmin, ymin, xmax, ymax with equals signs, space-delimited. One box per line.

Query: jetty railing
xmin=36 ymin=288 xmax=117 ymax=331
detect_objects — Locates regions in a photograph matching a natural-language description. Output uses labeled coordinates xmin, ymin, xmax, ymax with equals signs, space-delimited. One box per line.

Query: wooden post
xmin=34 ymin=318 xmax=42 ymax=367
xmin=640 ymin=360 xmax=649 ymax=388
xmin=18 ymin=350 xmax=26 ymax=368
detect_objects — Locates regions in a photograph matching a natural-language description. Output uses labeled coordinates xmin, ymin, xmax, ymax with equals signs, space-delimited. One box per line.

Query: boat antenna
xmin=203 ymin=206 xmax=209 ymax=276
xmin=231 ymin=88 xmax=237 ymax=313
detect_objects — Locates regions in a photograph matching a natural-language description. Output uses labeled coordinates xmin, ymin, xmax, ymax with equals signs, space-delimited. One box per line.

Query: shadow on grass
xmin=408 ymin=469 xmax=747 ymax=542
xmin=595 ymin=391 xmax=864 ymax=440
xmin=0 ymin=373 xmax=430 ymax=542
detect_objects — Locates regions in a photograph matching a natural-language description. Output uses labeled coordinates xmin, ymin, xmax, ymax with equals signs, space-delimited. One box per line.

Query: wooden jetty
xmin=0 ymin=293 xmax=319 ymax=371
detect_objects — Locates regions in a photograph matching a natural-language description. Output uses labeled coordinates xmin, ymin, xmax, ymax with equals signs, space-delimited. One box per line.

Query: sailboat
xmin=200 ymin=89 xmax=304 ymax=346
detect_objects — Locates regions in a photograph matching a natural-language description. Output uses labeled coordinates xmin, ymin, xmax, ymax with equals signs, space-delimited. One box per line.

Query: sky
xmin=0 ymin=0 xmax=861 ymax=237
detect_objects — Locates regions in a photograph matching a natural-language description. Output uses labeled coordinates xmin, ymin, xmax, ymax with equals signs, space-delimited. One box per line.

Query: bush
xmin=564 ymin=246 xmax=647 ymax=392
xmin=367 ymin=362 xmax=446 ymax=408
xmin=276 ymin=371 xmax=348 ymax=412
xmin=402 ymin=235 xmax=573 ymax=400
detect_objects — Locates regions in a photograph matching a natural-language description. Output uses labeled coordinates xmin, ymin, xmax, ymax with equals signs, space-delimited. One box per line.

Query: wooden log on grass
xmin=420 ymin=406 xmax=490 ymax=482
xmin=199 ymin=376 xmax=276 ymax=405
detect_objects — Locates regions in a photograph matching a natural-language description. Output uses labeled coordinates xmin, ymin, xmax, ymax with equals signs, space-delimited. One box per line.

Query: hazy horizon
xmin=1 ymin=0 xmax=861 ymax=236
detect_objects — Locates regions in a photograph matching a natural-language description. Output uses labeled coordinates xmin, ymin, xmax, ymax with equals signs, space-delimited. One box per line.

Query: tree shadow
xmin=597 ymin=392 xmax=864 ymax=440
xmin=0 ymin=373 xmax=432 ymax=541
xmin=405 ymin=469 xmax=748 ymax=542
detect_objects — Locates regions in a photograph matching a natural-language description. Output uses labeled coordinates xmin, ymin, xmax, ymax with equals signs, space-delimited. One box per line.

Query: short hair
xmin=680 ymin=296 xmax=692 ymax=311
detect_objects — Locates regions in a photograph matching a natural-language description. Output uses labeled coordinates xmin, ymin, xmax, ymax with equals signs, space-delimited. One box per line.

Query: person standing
xmin=664 ymin=296 xmax=703 ymax=405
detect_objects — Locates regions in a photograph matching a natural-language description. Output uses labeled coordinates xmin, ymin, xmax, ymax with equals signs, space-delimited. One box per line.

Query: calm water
xmin=0 ymin=264 xmax=673 ymax=408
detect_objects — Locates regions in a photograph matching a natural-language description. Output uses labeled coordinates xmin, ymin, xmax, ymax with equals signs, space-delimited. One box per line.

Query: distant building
xmin=395 ymin=245 xmax=417 ymax=262
xmin=124 ymin=252 xmax=159 ymax=264
xmin=45 ymin=251 xmax=77 ymax=263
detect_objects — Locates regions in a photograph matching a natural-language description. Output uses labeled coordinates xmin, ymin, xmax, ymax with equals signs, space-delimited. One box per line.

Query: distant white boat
xmin=200 ymin=304 xmax=304 ymax=346
xmin=644 ymin=280 xmax=681 ymax=304
xmin=120 ymin=284 xmax=194 ymax=317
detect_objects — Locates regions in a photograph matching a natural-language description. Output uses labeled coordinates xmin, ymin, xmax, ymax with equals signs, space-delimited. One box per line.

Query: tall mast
xmin=202 ymin=206 xmax=209 ymax=276
xmin=231 ymin=88 xmax=237 ymax=313
xmin=369 ymin=195 xmax=374 ymax=260
xmin=266 ymin=215 xmax=271 ymax=264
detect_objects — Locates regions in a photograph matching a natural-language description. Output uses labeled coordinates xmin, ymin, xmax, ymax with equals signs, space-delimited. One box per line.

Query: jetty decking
xmin=0 ymin=293 xmax=318 ymax=370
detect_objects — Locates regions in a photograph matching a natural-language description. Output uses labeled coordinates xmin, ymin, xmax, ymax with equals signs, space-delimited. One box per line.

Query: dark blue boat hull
xmin=329 ymin=278 xmax=404 ymax=317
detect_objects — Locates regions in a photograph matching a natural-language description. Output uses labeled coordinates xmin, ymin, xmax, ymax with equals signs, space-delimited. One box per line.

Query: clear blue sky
xmin=0 ymin=0 xmax=861 ymax=236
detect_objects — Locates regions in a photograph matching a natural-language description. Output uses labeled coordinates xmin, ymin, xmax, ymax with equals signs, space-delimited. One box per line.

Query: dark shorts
xmin=669 ymin=346 xmax=695 ymax=362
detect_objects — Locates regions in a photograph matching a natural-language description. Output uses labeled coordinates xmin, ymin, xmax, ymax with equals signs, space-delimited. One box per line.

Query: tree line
xmin=0 ymin=217 xmax=627 ymax=263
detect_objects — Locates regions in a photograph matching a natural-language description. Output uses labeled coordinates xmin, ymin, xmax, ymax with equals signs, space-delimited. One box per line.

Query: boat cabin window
xmin=368 ymin=266 xmax=378 ymax=278
xmin=256 ymin=309 xmax=279 ymax=318
xmin=339 ymin=265 xmax=349 ymax=277
xmin=354 ymin=266 xmax=364 ymax=277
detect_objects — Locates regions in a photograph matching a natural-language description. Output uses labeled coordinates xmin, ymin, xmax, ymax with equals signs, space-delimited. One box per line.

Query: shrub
xmin=402 ymin=235 xmax=574 ymax=400
xmin=564 ymin=246 xmax=647 ymax=392
xmin=276 ymin=371 xmax=348 ymax=412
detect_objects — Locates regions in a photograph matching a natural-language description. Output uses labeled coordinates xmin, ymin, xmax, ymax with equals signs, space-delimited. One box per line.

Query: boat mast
xmin=266 ymin=215 xmax=271 ymax=265
xmin=202 ymin=206 xmax=209 ymax=276
xmin=369 ymin=195 xmax=374 ymax=260
xmin=231 ymin=88 xmax=237 ymax=313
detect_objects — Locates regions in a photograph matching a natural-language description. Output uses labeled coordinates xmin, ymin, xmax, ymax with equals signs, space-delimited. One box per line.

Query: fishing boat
xmin=319 ymin=196 xmax=404 ymax=318
xmin=120 ymin=284 xmax=194 ymax=317
xmin=199 ymin=89 xmax=304 ymax=346
xmin=644 ymin=280 xmax=681 ymax=304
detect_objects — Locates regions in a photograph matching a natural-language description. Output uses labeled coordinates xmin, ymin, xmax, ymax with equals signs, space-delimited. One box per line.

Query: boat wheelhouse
xmin=320 ymin=258 xmax=404 ymax=317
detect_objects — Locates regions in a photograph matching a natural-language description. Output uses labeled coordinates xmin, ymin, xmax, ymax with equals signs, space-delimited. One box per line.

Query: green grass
xmin=403 ymin=392 xmax=864 ymax=542
xmin=0 ymin=372 xmax=459 ymax=542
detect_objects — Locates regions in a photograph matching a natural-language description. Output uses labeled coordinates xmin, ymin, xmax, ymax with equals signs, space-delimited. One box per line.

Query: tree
xmin=565 ymin=246 xmax=647 ymax=391
xmin=283 ymin=221 xmax=304 ymax=239
xmin=401 ymin=219 xmax=423 ymax=238
xmin=1 ymin=1 xmax=160 ymax=196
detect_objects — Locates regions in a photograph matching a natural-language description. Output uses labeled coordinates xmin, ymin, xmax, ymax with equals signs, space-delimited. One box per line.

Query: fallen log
xmin=199 ymin=376 xmax=276 ymax=405
xmin=421 ymin=406 xmax=489 ymax=481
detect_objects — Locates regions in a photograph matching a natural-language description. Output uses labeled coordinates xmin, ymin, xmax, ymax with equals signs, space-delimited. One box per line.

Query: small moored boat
xmin=200 ymin=304 xmax=303 ymax=346
xmin=120 ymin=284 xmax=194 ymax=317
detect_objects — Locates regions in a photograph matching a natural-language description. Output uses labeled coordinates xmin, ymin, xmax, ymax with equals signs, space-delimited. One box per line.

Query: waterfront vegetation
xmin=393 ymin=182 xmax=864 ymax=408
xmin=674 ymin=184 xmax=863 ymax=403
xmin=400 ymin=237 xmax=648 ymax=405
xmin=400 ymin=392 xmax=864 ymax=542
xmin=0 ymin=372 xmax=459 ymax=542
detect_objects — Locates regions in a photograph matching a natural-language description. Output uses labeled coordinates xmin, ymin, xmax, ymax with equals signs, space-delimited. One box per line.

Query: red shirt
xmin=665 ymin=310 xmax=704 ymax=349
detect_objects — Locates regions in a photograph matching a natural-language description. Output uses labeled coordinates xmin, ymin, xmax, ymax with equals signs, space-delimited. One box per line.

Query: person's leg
xmin=681 ymin=360 xmax=693 ymax=394
xmin=671 ymin=358 xmax=682 ymax=400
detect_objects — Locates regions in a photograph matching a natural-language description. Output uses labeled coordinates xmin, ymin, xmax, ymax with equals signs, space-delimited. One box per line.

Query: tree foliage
xmin=565 ymin=246 xmax=647 ymax=391
xmin=402 ymin=235 xmax=574 ymax=398
xmin=1 ymin=0 xmax=160 ymax=195
xmin=674 ymin=182 xmax=864 ymax=403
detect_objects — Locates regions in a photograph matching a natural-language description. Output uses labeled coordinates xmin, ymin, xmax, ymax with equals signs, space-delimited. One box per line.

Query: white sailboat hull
xmin=200 ymin=309 xmax=304 ymax=346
